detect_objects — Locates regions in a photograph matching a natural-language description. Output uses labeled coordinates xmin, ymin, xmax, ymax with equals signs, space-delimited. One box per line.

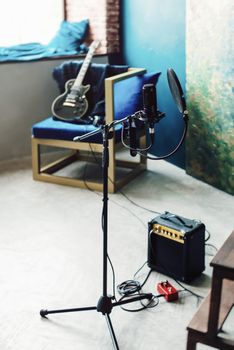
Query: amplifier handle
xmin=161 ymin=213 xmax=193 ymax=229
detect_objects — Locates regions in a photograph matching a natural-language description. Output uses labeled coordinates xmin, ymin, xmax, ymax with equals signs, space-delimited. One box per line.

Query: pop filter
xmin=167 ymin=68 xmax=186 ymax=114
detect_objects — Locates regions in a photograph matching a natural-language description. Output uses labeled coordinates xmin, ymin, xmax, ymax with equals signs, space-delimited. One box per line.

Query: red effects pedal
xmin=157 ymin=281 xmax=179 ymax=302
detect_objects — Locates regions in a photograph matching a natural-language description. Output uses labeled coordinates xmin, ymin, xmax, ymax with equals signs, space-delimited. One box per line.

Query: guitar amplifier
xmin=148 ymin=212 xmax=205 ymax=283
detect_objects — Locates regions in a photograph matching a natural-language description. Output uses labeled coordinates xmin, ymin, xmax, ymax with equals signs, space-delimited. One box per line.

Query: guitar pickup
xmin=63 ymin=102 xmax=76 ymax=107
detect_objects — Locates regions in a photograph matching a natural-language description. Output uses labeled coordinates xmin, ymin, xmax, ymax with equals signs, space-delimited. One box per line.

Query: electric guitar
xmin=51 ymin=41 xmax=100 ymax=121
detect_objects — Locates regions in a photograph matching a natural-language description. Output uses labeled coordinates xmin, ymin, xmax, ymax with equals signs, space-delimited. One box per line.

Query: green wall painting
xmin=186 ymin=0 xmax=234 ymax=194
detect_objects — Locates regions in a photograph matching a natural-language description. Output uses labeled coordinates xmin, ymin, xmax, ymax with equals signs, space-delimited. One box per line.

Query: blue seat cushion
xmin=32 ymin=117 xmax=123 ymax=144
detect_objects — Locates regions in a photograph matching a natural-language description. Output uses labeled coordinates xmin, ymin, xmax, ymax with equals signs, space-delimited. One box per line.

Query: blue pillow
xmin=48 ymin=19 xmax=89 ymax=51
xmin=114 ymin=72 xmax=161 ymax=120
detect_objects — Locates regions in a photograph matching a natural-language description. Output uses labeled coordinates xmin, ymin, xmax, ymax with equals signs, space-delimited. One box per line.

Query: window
xmin=0 ymin=0 xmax=64 ymax=46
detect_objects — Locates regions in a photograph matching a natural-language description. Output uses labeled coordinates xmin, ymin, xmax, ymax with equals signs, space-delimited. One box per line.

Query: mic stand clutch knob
xmin=97 ymin=295 xmax=113 ymax=315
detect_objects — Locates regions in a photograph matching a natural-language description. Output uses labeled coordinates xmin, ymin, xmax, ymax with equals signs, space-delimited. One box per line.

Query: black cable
xmin=205 ymin=229 xmax=211 ymax=242
xmin=173 ymin=278 xmax=204 ymax=303
xmin=137 ymin=120 xmax=188 ymax=161
xmin=82 ymin=143 xmax=160 ymax=231
xmin=205 ymin=243 xmax=218 ymax=256
xmin=79 ymin=130 xmax=102 ymax=196
xmin=88 ymin=143 xmax=148 ymax=228
xmin=108 ymin=195 xmax=147 ymax=229
xmin=88 ymin=143 xmax=161 ymax=216
xmin=119 ymin=116 xmax=188 ymax=161
xmin=205 ymin=230 xmax=218 ymax=255
xmin=117 ymin=280 xmax=141 ymax=296
xmin=117 ymin=268 xmax=152 ymax=297
xmin=140 ymin=268 xmax=152 ymax=289
xmin=118 ymin=293 xmax=161 ymax=312
xmin=117 ymin=267 xmax=162 ymax=312
xmin=116 ymin=262 xmax=166 ymax=312
xmin=205 ymin=243 xmax=218 ymax=252
xmin=107 ymin=253 xmax=116 ymax=300
xmin=133 ymin=261 xmax=148 ymax=278
xmin=117 ymin=189 xmax=161 ymax=215
xmin=120 ymin=120 xmax=153 ymax=152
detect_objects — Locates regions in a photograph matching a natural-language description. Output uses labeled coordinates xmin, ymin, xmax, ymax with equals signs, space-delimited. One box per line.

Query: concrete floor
xmin=0 ymin=157 xmax=233 ymax=350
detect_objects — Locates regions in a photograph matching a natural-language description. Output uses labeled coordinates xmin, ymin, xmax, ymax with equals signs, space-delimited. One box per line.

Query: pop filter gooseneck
xmin=167 ymin=68 xmax=187 ymax=115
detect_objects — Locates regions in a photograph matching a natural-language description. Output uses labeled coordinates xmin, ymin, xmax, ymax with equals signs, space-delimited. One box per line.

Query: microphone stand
xmin=40 ymin=70 xmax=187 ymax=349
xmin=40 ymin=115 xmax=154 ymax=350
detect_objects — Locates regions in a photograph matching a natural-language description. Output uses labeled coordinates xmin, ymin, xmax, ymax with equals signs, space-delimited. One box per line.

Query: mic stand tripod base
xmin=40 ymin=292 xmax=153 ymax=350
xmin=40 ymin=303 xmax=120 ymax=350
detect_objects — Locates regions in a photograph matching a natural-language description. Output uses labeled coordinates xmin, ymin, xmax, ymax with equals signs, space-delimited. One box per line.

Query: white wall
xmin=0 ymin=56 xmax=107 ymax=162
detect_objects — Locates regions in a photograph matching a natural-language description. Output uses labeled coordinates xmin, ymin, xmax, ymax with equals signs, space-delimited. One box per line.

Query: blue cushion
xmin=32 ymin=117 xmax=123 ymax=144
xmin=48 ymin=20 xmax=89 ymax=52
xmin=114 ymin=72 xmax=161 ymax=120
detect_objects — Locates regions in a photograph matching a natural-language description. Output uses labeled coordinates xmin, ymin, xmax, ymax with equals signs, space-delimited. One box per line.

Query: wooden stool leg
xmin=186 ymin=332 xmax=197 ymax=350
xmin=208 ymin=269 xmax=223 ymax=334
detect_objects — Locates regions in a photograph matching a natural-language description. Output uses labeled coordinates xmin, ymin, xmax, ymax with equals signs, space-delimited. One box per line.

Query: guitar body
xmin=52 ymin=79 xmax=91 ymax=121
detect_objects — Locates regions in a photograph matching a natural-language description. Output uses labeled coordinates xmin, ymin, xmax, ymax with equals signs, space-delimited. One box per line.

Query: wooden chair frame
xmin=32 ymin=68 xmax=147 ymax=193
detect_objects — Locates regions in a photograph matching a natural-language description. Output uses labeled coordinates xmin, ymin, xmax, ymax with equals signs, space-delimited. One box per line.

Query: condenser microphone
xmin=142 ymin=84 xmax=157 ymax=143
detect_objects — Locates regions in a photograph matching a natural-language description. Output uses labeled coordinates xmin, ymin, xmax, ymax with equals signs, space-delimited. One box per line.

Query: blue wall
xmin=121 ymin=0 xmax=186 ymax=168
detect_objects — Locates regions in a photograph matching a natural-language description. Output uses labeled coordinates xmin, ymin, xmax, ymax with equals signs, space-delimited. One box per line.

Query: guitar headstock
xmin=89 ymin=40 xmax=101 ymax=53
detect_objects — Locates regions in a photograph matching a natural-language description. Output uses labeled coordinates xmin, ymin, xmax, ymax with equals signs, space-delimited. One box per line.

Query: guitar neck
xmin=73 ymin=50 xmax=95 ymax=89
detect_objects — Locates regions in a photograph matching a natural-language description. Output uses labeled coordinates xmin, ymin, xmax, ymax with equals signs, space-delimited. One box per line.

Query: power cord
xmin=204 ymin=229 xmax=218 ymax=255
xmin=117 ymin=188 xmax=161 ymax=215
xmin=205 ymin=229 xmax=211 ymax=242
xmin=117 ymin=268 xmax=152 ymax=297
